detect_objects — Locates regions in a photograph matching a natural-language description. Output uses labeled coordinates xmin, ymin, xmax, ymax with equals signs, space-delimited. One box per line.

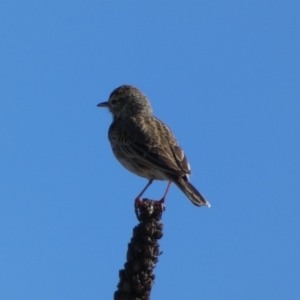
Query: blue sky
xmin=0 ymin=1 xmax=299 ymax=299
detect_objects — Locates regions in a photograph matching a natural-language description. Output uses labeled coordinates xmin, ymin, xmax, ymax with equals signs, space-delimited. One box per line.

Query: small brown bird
xmin=97 ymin=85 xmax=210 ymax=208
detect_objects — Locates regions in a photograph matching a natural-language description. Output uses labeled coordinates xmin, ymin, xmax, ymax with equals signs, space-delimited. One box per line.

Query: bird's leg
xmin=160 ymin=181 xmax=172 ymax=203
xmin=134 ymin=179 xmax=153 ymax=218
xmin=135 ymin=179 xmax=153 ymax=203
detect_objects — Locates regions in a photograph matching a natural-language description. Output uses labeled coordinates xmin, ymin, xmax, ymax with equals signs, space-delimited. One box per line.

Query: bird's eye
xmin=111 ymin=99 xmax=116 ymax=105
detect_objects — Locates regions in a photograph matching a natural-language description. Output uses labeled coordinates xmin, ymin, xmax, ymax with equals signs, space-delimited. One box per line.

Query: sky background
xmin=0 ymin=1 xmax=299 ymax=299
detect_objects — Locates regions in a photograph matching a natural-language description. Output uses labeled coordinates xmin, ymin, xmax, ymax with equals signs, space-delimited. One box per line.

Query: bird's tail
xmin=175 ymin=177 xmax=210 ymax=207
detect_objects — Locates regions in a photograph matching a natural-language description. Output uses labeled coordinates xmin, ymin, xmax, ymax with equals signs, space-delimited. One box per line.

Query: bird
xmin=97 ymin=85 xmax=210 ymax=208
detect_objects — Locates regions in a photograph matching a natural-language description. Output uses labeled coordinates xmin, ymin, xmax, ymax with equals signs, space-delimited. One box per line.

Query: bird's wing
xmin=110 ymin=116 xmax=191 ymax=177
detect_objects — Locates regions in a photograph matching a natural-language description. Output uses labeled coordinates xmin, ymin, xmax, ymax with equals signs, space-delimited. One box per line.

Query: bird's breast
xmin=112 ymin=149 xmax=168 ymax=181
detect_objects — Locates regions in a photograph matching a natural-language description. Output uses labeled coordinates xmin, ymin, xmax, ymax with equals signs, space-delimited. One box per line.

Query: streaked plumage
xmin=97 ymin=85 xmax=210 ymax=207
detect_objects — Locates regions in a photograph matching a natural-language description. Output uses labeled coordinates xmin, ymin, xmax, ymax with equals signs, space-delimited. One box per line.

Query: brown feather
xmin=100 ymin=85 xmax=210 ymax=207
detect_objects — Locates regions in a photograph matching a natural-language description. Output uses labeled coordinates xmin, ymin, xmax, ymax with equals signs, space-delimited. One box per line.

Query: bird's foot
xmin=134 ymin=198 xmax=165 ymax=220
xmin=134 ymin=198 xmax=146 ymax=219
xmin=158 ymin=197 xmax=165 ymax=211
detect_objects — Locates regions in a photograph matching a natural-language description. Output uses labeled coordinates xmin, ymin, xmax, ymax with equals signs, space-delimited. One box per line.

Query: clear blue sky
xmin=0 ymin=2 xmax=299 ymax=299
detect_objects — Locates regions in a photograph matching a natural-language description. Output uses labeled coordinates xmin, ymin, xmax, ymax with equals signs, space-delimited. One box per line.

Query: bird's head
xmin=97 ymin=85 xmax=152 ymax=119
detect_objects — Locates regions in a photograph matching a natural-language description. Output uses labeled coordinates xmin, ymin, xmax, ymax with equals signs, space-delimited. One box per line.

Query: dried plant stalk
xmin=114 ymin=199 xmax=165 ymax=300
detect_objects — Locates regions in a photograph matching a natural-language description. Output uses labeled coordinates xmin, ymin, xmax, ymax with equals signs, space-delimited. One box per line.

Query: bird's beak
xmin=97 ymin=101 xmax=109 ymax=108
